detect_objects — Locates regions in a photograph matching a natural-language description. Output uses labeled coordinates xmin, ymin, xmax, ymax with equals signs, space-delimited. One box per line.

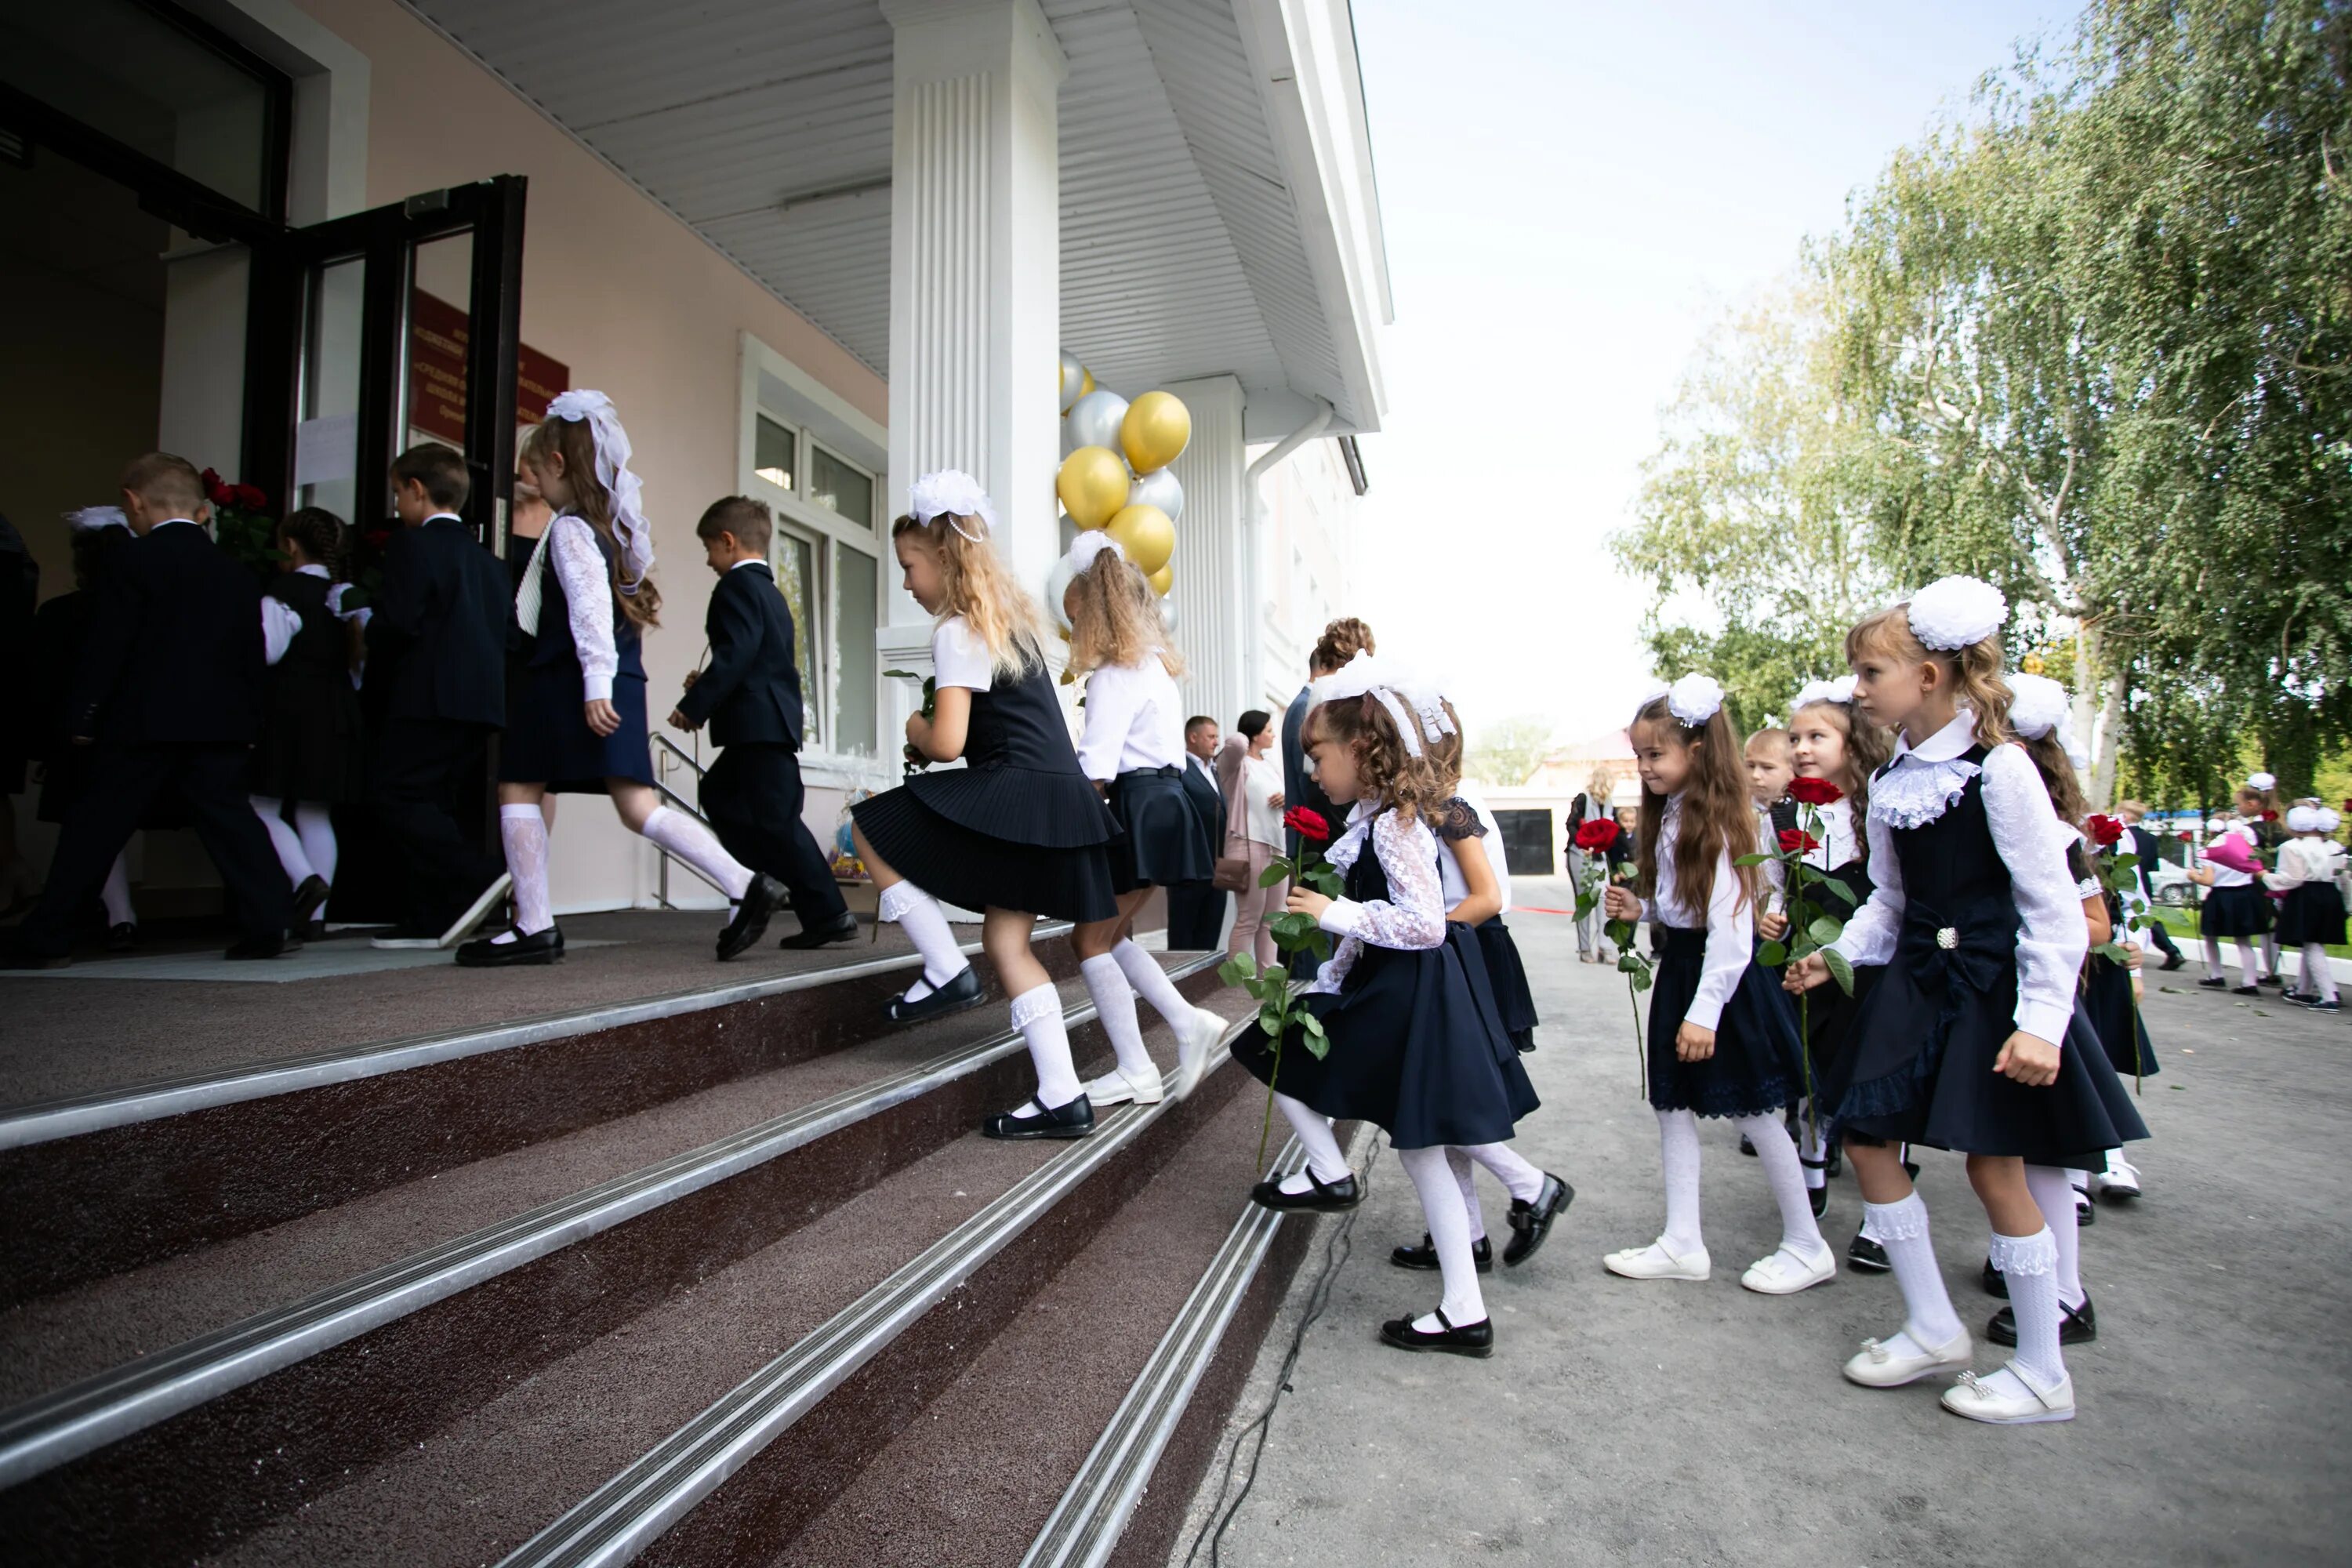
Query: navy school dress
xmin=2198 ymin=833 xmax=2272 ymax=938
xmin=499 ymin=518 xmax=655 ymax=793
xmin=1231 ymin=806 xmax=1538 ymax=1149
xmin=851 ymin=618 xmax=1118 ymax=923
xmin=1431 ymin=797 xmax=1541 ymax=1053
xmin=1820 ymin=746 xmax=2147 ymax=1165
xmin=2275 ymin=866 xmax=2347 ymax=948
xmin=1769 ymin=799 xmax=1880 ymax=1090
xmin=1647 ymin=927 xmax=1809 ymax=1120
xmin=1106 ymin=765 xmax=1213 ymax=893
xmin=252 ymin=571 xmax=367 ymax=804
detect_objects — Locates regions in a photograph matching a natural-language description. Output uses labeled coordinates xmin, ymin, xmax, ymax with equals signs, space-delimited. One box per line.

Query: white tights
xmin=2299 ymin=943 xmax=2339 ymax=1002
xmin=1649 ymin=1107 xmax=1825 ymax=1261
xmin=1444 ymin=1143 xmax=1545 ymax=1241
xmin=2204 ymin=934 xmax=2267 ymax=983
xmin=1398 ymin=1144 xmax=1486 ymax=1330
xmin=100 ymin=852 xmax=135 ymax=927
xmin=250 ymin=797 xmax=336 ymax=889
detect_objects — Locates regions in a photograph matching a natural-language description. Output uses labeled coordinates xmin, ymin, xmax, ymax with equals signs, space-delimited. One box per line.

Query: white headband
xmin=1790 ymin=674 xmax=1857 ymax=711
xmin=909 ymin=468 xmax=996 ymax=544
xmin=544 ymin=390 xmax=655 ymax=586
xmin=1906 ymin=575 xmax=2008 ymax=651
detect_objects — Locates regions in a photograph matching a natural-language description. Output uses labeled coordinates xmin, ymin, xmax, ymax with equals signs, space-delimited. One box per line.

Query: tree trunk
xmin=2089 ymin=668 xmax=2126 ymax=811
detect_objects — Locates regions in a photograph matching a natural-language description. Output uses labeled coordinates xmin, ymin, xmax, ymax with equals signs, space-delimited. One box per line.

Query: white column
xmin=1160 ymin=375 xmax=1247 ymax=728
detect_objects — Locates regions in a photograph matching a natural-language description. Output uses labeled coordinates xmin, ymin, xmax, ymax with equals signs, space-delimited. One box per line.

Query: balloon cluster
xmin=1053 ymin=350 xmax=1188 ymax=630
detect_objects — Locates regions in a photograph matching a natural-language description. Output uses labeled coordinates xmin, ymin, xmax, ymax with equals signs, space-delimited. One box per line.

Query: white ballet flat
xmin=1843 ymin=1327 xmax=1973 ymax=1388
xmin=1602 ymin=1240 xmax=1711 ymax=1281
xmin=1081 ymin=1066 xmax=1164 ymax=1108
xmin=1740 ymin=1244 xmax=1835 ymax=1295
xmin=1940 ymin=1361 xmax=2075 ymax=1425
xmin=1171 ymin=1007 xmax=1227 ymax=1101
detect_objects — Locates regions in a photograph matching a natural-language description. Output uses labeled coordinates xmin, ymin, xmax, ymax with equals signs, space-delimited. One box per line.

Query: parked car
xmin=2150 ymin=862 xmax=2198 ymax=907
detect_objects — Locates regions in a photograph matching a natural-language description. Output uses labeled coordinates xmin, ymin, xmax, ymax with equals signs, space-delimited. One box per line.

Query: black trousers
xmin=2143 ymin=913 xmax=2183 ymax=960
xmin=1165 ymin=879 xmax=1228 ymax=950
xmin=26 ymin=742 xmax=290 ymax=956
xmin=376 ymin=717 xmax=503 ymax=933
xmin=700 ymin=742 xmax=848 ymax=925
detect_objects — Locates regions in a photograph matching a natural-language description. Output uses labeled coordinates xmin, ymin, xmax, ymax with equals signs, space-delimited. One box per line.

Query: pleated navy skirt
xmin=1797 ymin=961 xmax=1879 ymax=1088
xmin=1474 ymin=916 xmax=1539 ymax=1051
xmin=2083 ymin=952 xmax=2157 ymax=1080
xmin=1105 ymin=766 xmax=1211 ymax=894
xmin=499 ymin=669 xmax=655 ymax=793
xmin=1647 ymin=924 xmax=1806 ymax=1119
xmin=2200 ymin=882 xmax=2272 ymax=938
xmin=852 ymin=764 xmax=1118 ymax=924
xmin=1232 ymin=921 xmax=1537 ymax=1149
xmin=2278 ymin=881 xmax=2347 ymax=947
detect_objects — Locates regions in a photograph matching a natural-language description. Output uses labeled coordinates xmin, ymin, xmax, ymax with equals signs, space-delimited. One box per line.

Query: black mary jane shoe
xmin=1846 ymin=1235 xmax=1890 ymax=1273
xmin=2231 ymin=984 xmax=2260 ymax=996
xmin=225 ymin=935 xmax=302 ymax=960
xmin=107 ymin=922 xmax=139 ymax=953
xmin=1390 ymin=1233 xmax=1493 ymax=1273
xmin=2196 ymin=976 xmax=2228 ymax=989
xmin=779 ymin=912 xmax=861 ymax=949
xmin=1982 ymin=1258 xmax=2009 ymax=1299
xmin=1377 ymin=1307 xmax=1494 ymax=1359
xmin=2159 ymin=951 xmax=2187 ymax=972
xmin=455 ymin=925 xmax=565 ymax=967
xmin=981 ymin=1093 xmax=1094 ymax=1141
xmin=1807 ymin=1184 xmax=1829 ymax=1219
xmin=717 ymin=874 xmax=787 ymax=960
xmin=1502 ymin=1173 xmax=1573 ymax=1267
xmin=885 ymin=965 xmax=983 ymax=1023
xmin=291 ymin=874 xmax=332 ymax=925
xmin=1737 ymin=1134 xmax=1758 ymax=1156
xmin=1987 ymin=1295 xmax=2097 ymax=1347
xmin=1249 ymin=1167 xmax=1363 ymax=1213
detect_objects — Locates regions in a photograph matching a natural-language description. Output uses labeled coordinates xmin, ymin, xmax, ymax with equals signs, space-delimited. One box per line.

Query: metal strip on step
xmin=0 ymin=950 xmax=1205 ymax=1491
xmin=1019 ymin=1140 xmax=1305 ymax=1568
xmin=495 ymin=1016 xmax=1256 ymax=1568
xmin=0 ymin=924 xmax=1071 ymax=1151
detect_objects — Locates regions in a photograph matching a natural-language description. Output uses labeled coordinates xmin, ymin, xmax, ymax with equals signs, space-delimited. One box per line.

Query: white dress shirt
xmin=1076 ymin=654 xmax=1185 ymax=779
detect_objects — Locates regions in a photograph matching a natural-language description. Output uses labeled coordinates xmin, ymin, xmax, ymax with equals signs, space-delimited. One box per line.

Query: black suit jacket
xmin=676 ymin=561 xmax=805 ymax=750
xmin=70 ymin=521 xmax=266 ymax=746
xmin=1179 ymin=754 xmax=1223 ymax=861
xmin=365 ymin=518 xmax=510 ymax=728
xmin=2127 ymin=824 xmax=2162 ymax=902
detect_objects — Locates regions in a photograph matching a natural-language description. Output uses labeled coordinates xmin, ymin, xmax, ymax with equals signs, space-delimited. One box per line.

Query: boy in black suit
xmin=1165 ymin=714 xmax=1229 ymax=949
xmin=668 ymin=498 xmax=855 ymax=947
xmin=7 ymin=453 xmax=292 ymax=966
xmin=365 ymin=444 xmax=513 ymax=945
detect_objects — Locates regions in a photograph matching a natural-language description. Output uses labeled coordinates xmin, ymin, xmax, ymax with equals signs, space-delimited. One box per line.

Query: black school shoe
xmin=779 ymin=912 xmax=860 ymax=949
xmin=1249 ymin=1167 xmax=1362 ymax=1212
xmin=1378 ymin=1307 xmax=1494 ymax=1359
xmin=716 ymin=874 xmax=787 ymax=960
xmin=2260 ymin=973 xmax=2285 ymax=987
xmin=2231 ymin=984 xmax=2260 ymax=996
xmin=1391 ymin=1233 xmax=1492 ymax=1272
xmin=456 ymin=925 xmax=564 ymax=967
xmin=107 ymin=922 xmax=139 ymax=953
xmin=885 ymin=965 xmax=982 ymax=1022
xmin=1738 ymin=1134 xmax=1758 ymax=1156
xmin=1808 ymin=1184 xmax=1829 ymax=1219
xmin=1504 ymin=1173 xmax=1573 ymax=1266
xmin=2198 ymin=977 xmax=2228 ymax=989
xmin=981 ymin=1093 xmax=1094 ymax=1141
xmin=225 ymin=935 xmax=302 ymax=960
xmin=291 ymin=874 xmax=331 ymax=925
xmin=1847 ymin=1235 xmax=1890 ymax=1272
xmin=2160 ymin=951 xmax=2187 ymax=971
xmin=1988 ymin=1296 xmax=2097 ymax=1347
xmin=1983 ymin=1258 xmax=2008 ymax=1298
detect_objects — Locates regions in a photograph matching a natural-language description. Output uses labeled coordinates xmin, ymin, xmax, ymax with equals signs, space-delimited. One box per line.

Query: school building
xmin=3 ymin=0 xmax=1387 ymax=919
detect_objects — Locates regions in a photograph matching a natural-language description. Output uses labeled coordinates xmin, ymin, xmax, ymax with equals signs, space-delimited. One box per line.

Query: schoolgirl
xmin=2269 ymin=804 xmax=2347 ymax=1011
xmin=460 ymin=391 xmax=784 ymax=968
xmin=1789 ymin=578 xmax=2145 ymax=1425
xmin=1230 ymin=655 xmax=1537 ymax=1356
xmin=249 ymin=506 xmax=366 ymax=934
xmin=848 ymin=473 xmax=1121 ymax=1140
xmin=2190 ymin=782 xmax=2273 ymax=994
xmin=1599 ymin=675 xmax=1831 ymax=1295
xmin=29 ymin=508 xmax=140 ymax=947
xmin=1053 ymin=529 xmax=1229 ymax=1109
xmin=2244 ymin=773 xmax=2286 ymax=982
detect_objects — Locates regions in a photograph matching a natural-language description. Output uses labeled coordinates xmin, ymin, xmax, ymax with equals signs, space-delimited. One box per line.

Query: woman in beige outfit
xmin=1218 ymin=710 xmax=1288 ymax=966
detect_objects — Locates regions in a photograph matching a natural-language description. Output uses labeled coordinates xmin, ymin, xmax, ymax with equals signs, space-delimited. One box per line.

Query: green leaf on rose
xmin=1823 ymin=946 xmax=1856 ymax=996
xmin=1258 ymin=862 xmax=1290 ymax=888
xmin=1732 ymin=852 xmax=1775 ymax=867
xmin=1806 ymin=915 xmax=1844 ymax=948
xmin=1759 ymin=939 xmax=1788 ymax=968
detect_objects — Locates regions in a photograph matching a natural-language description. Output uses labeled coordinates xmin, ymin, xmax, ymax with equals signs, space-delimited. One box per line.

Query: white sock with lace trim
xmin=641 ymin=806 xmax=752 ymax=901
xmin=878 ymin=880 xmax=969 ymax=999
xmin=1988 ymin=1225 xmax=2065 ymax=1392
xmin=1866 ymin=1192 xmax=1963 ymax=1356
xmin=1004 ymin=982 xmax=1081 ymax=1116
xmin=493 ymin=804 xmax=551 ymax=942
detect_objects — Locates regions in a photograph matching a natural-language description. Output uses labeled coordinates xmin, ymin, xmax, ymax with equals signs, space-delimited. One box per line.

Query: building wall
xmin=1251 ymin=436 xmax=1359 ymax=713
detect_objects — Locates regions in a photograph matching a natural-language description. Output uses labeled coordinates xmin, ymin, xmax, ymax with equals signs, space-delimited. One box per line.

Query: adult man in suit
xmin=1163 ymin=714 xmax=1228 ymax=949
xmin=2118 ymin=800 xmax=2187 ymax=970
xmin=366 ymin=443 xmax=513 ymax=943
xmin=6 ymin=454 xmax=292 ymax=966
xmin=670 ymin=497 xmax=855 ymax=948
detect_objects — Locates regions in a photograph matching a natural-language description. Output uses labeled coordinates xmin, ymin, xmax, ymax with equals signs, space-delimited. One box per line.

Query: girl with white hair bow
xmin=2268 ymin=802 xmax=2347 ymax=1011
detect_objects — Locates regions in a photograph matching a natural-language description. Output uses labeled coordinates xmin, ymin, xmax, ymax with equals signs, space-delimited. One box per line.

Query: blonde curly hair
xmin=891 ymin=510 xmax=1049 ymax=678
xmin=1065 ymin=547 xmax=1183 ymax=680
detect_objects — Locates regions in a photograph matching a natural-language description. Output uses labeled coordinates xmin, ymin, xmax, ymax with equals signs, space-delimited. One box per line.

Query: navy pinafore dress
xmin=498 ymin=521 xmax=655 ymax=792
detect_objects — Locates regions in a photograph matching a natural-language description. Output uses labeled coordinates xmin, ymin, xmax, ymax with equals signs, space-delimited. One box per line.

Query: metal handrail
xmin=651 ymin=733 xmax=706 ymax=781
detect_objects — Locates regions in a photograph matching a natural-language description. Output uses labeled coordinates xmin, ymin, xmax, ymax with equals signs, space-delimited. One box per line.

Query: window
xmin=808 ymin=443 xmax=872 ymax=528
xmin=834 ymin=548 xmax=878 ymax=757
xmin=773 ymin=528 xmax=820 ymax=733
xmin=754 ymin=413 xmax=796 ymax=492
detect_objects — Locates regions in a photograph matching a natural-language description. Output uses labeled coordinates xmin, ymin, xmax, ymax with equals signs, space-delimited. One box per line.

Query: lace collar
xmin=1325 ymin=800 xmax=1381 ymax=875
xmin=1871 ymin=713 xmax=1984 ymax=830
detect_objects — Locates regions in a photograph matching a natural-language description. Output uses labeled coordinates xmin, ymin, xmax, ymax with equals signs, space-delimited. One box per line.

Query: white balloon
xmin=1159 ymin=593 xmax=1178 ymax=633
xmin=1045 ymin=551 xmax=1080 ymax=631
xmin=1065 ymin=389 xmax=1130 ymax=456
xmin=1058 ymin=350 xmax=1086 ymax=414
xmin=1127 ymin=466 xmax=1183 ymax=524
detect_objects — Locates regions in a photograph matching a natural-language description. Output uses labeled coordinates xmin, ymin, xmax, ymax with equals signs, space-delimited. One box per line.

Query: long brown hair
xmin=890 ymin=510 xmax=1047 ymax=678
xmin=1790 ymin=695 xmax=1892 ymax=832
xmin=1305 ymin=692 xmax=1445 ymax=826
xmin=1065 ymin=547 xmax=1181 ymax=679
xmin=1631 ymin=695 xmax=1759 ymax=918
xmin=522 ymin=415 xmax=662 ymax=630
xmin=2021 ymin=731 xmax=2088 ymax=826
xmin=1846 ymin=604 xmax=2009 ymax=749
xmin=277 ymin=506 xmax=350 ymax=582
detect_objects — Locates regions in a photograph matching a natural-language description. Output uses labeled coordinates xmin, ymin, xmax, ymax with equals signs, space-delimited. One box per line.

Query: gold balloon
xmin=1147 ymin=563 xmax=1174 ymax=596
xmin=1105 ymin=503 xmax=1175 ymax=575
xmin=1120 ymin=390 xmax=1191 ymax=475
xmin=1056 ymin=446 xmax=1130 ymax=531
xmin=1080 ymin=367 xmax=1096 ymax=400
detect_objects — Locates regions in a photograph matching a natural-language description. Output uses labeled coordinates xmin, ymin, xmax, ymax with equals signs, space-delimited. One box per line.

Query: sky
xmin=1346 ymin=0 xmax=2074 ymax=750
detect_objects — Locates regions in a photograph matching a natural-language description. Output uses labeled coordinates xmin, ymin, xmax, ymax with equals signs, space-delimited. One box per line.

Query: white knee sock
xmin=1079 ymin=954 xmax=1156 ymax=1081
xmin=1271 ymin=1091 xmax=1351 ymax=1189
xmin=250 ymin=796 xmax=315 ymax=886
xmin=1006 ymin=982 xmax=1081 ymax=1114
xmin=1460 ymin=1141 xmax=1544 ymax=1205
xmin=1989 ymin=1225 xmax=2065 ymax=1388
xmin=495 ymin=804 xmax=552 ymax=941
xmin=1865 ymin=1192 xmax=1963 ymax=1352
xmin=877 ymin=880 xmax=971 ymax=997
xmin=1734 ymin=1112 xmax=1828 ymax=1260
xmin=292 ymin=803 xmax=337 ymax=888
xmin=1446 ymin=1147 xmax=1486 ymax=1242
xmin=2203 ymin=935 xmax=2226 ymax=982
xmin=1112 ymin=938 xmax=1198 ymax=1030
xmin=2237 ymin=938 xmax=2266 ymax=982
xmin=1399 ymin=1144 xmax=1487 ymax=1329
xmin=2306 ymin=943 xmax=2339 ymax=1002
xmin=1657 ymin=1107 xmax=1705 ymax=1256
xmin=2024 ymin=1165 xmax=2086 ymax=1311
xmin=641 ymin=805 xmax=752 ymax=901
xmin=100 ymin=853 xmax=136 ymax=927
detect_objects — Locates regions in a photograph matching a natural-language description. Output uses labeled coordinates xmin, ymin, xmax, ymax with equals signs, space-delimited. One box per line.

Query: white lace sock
xmin=1270 ymin=1092 xmax=1351 ymax=1191
xmin=1866 ymin=1192 xmax=1963 ymax=1354
xmin=1112 ymin=938 xmax=1198 ymax=1030
xmin=1446 ymin=1148 xmax=1486 ymax=1243
xmin=878 ymin=880 xmax=971 ymax=1000
xmin=493 ymin=804 xmax=552 ymax=942
xmin=1733 ymin=1112 xmax=1828 ymax=1261
xmin=100 ymin=853 xmax=136 ymax=927
xmin=2024 ymin=1165 xmax=2087 ymax=1311
xmin=2305 ymin=943 xmax=2339 ymax=1002
xmin=2202 ymin=935 xmax=2227 ymax=982
xmin=1460 ymin=1141 xmax=1545 ymax=1205
xmin=641 ymin=805 xmax=752 ymax=901
xmin=1399 ymin=1144 xmax=1487 ymax=1330
xmin=250 ymin=796 xmax=316 ymax=886
xmin=1003 ymin=982 xmax=1081 ymax=1116
xmin=1989 ymin=1225 xmax=2065 ymax=1389
xmin=1657 ymin=1107 xmax=1704 ymax=1256
xmin=1080 ymin=954 xmax=1156 ymax=1081
xmin=293 ymin=803 xmax=338 ymax=888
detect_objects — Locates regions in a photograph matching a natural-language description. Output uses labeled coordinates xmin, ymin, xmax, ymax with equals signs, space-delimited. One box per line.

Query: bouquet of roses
xmin=1221 ymin=805 xmax=1345 ymax=1168
xmin=202 ymin=469 xmax=278 ymax=583
xmin=1573 ymin=816 xmax=1653 ymax=1091
xmin=2084 ymin=812 xmax=2149 ymax=1090
xmin=1740 ymin=776 xmax=1857 ymax=1143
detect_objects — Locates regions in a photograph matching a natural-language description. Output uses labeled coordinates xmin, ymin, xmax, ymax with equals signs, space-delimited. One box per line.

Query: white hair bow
xmin=1791 ymin=674 xmax=1857 ymax=711
xmin=545 ymin=390 xmax=655 ymax=586
xmin=66 ymin=506 xmax=128 ymax=535
xmin=1312 ymin=652 xmax=1436 ymax=758
xmin=1666 ymin=673 xmax=1725 ymax=727
xmin=1065 ymin=529 xmax=1123 ymax=572
xmin=2005 ymin=672 xmax=2071 ymax=742
xmin=1906 ymin=575 xmax=2008 ymax=651
xmin=909 ymin=469 xmax=996 ymax=544
xmin=2247 ymin=771 xmax=2276 ymax=792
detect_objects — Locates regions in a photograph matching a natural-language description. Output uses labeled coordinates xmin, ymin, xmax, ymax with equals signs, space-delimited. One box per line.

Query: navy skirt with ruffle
xmin=1646 ymin=924 xmax=1807 ymax=1119
xmin=1105 ymin=766 xmax=1210 ymax=894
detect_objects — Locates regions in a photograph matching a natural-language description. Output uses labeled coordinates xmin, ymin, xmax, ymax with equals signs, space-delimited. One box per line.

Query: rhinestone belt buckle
xmin=1936 ymin=927 xmax=1958 ymax=949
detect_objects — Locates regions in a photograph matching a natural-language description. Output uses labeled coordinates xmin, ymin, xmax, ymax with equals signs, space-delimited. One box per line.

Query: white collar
xmin=727 ymin=557 xmax=767 ymax=572
xmin=295 ymin=563 xmax=329 ymax=579
xmin=425 ymin=511 xmax=463 ymax=525
xmin=1892 ymin=710 xmax=1979 ymax=766
xmin=153 ymin=517 xmax=199 ymax=530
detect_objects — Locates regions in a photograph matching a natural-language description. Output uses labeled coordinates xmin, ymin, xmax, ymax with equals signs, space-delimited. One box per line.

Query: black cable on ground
xmin=1181 ymin=1132 xmax=1383 ymax=1568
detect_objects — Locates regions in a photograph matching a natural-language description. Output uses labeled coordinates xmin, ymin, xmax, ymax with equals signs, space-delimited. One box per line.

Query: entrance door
xmin=1495 ymin=810 xmax=1556 ymax=878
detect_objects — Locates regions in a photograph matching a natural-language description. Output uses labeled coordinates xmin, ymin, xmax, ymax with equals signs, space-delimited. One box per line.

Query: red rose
xmin=1283 ymin=805 xmax=1330 ymax=843
xmin=2085 ymin=814 xmax=2125 ymax=847
xmin=1788 ymin=777 xmax=1843 ymax=806
xmin=1777 ymin=828 xmax=1819 ymax=854
xmin=2178 ymin=830 xmax=2194 ymax=841
xmin=233 ymin=484 xmax=267 ymax=510
xmin=2262 ymin=810 xmax=2279 ymax=822
xmin=1573 ymin=818 xmax=1620 ymax=851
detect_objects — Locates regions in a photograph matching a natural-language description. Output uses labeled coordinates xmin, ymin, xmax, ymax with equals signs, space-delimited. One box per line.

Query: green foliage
xmin=1463 ymin=714 xmax=1558 ymax=789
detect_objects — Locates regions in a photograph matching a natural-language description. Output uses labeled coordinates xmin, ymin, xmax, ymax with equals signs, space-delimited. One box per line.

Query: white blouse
xmin=1638 ymin=794 xmax=1751 ymax=1034
xmin=2270 ymin=837 xmax=2347 ymax=893
xmin=1829 ymin=712 xmax=2088 ymax=1047
xmin=1076 ymin=654 xmax=1185 ymax=779
xmin=930 ymin=615 xmax=995 ymax=691
xmin=1305 ymin=804 xmax=1448 ymax=996
xmin=2204 ymin=822 xmax=2258 ymax=889
xmin=1238 ymin=752 xmax=1286 ymax=848
xmin=547 ymin=514 xmax=620 ymax=702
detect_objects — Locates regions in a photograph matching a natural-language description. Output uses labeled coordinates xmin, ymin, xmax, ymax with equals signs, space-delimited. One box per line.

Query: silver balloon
xmin=1127 ymin=466 xmax=1184 ymax=524
xmin=1158 ymin=593 xmax=1179 ymax=633
xmin=1058 ymin=350 xmax=1087 ymax=414
xmin=1065 ymin=388 xmax=1130 ymax=456
xmin=1045 ymin=550 xmax=1080 ymax=631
